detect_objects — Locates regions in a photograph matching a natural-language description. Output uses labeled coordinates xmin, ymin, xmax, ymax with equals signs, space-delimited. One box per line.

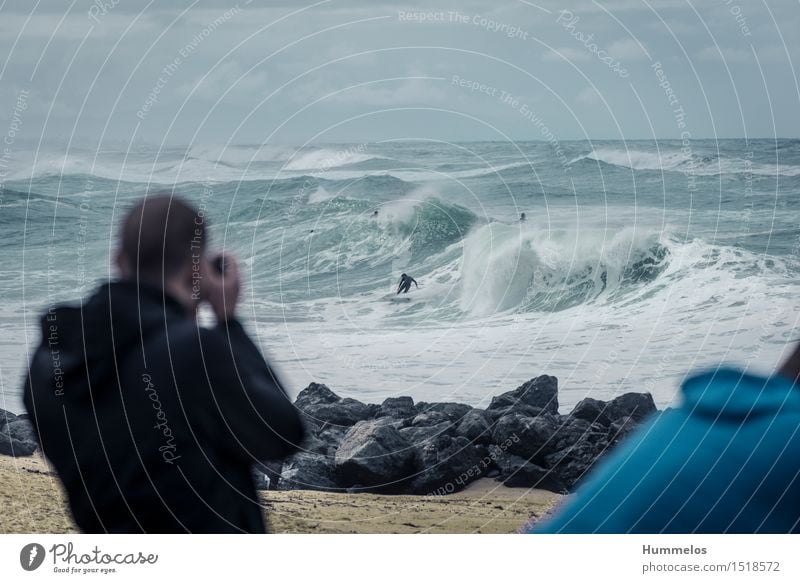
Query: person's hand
xmin=202 ymin=252 xmax=241 ymax=323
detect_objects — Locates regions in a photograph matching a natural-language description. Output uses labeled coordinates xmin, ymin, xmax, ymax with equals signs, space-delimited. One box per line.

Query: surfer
xmin=520 ymin=212 xmax=526 ymax=222
xmin=396 ymin=273 xmax=418 ymax=294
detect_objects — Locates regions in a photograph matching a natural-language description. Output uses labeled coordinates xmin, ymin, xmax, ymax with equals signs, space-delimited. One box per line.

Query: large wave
xmin=574 ymin=147 xmax=800 ymax=177
xmin=458 ymin=223 xmax=671 ymax=316
xmin=283 ymin=148 xmax=387 ymax=171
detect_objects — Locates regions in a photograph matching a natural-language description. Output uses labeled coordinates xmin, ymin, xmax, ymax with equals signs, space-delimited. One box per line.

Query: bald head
xmin=119 ymin=194 xmax=206 ymax=284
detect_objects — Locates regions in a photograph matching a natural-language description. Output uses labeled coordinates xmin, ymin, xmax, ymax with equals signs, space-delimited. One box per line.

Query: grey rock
xmin=316 ymin=425 xmax=349 ymax=449
xmin=416 ymin=402 xmax=473 ymax=424
xmin=551 ymin=416 xmax=607 ymax=452
xmin=607 ymin=415 xmax=641 ymax=445
xmin=278 ymin=452 xmax=338 ymax=491
xmin=569 ymin=397 xmax=613 ymax=426
xmin=492 ymin=413 xmax=559 ymax=463
xmin=335 ymin=419 xmax=416 ymax=489
xmin=295 ymin=382 xmax=376 ymax=427
xmin=490 ymin=447 xmax=568 ymax=493
xmin=303 ymin=398 xmax=374 ymax=427
xmin=484 ymin=404 xmax=545 ymax=422
xmin=295 ymin=382 xmax=341 ymax=410
xmin=0 ymin=408 xmax=18 ymax=429
xmin=544 ymin=432 xmax=611 ymax=490
xmin=0 ymin=418 xmax=38 ymax=457
xmin=299 ymin=433 xmax=330 ymax=455
xmin=399 ymin=421 xmax=454 ymax=445
xmin=411 ymin=411 xmax=451 ymax=427
xmin=377 ymin=396 xmax=417 ymax=420
xmin=3 ymin=419 xmax=38 ymax=444
xmin=607 ymin=392 xmax=656 ymax=422
xmin=488 ymin=375 xmax=559 ymax=415
xmin=0 ymin=431 xmax=37 ymax=457
xmin=455 ymin=410 xmax=492 ymax=444
xmin=409 ymin=435 xmax=485 ymax=494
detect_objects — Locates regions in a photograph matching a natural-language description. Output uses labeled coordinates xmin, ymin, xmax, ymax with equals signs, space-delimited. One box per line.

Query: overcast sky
xmin=1 ymin=0 xmax=799 ymax=146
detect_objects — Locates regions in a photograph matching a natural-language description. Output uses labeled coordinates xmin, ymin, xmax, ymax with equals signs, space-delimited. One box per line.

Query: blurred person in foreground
xmin=529 ymin=346 xmax=800 ymax=533
xmin=23 ymin=194 xmax=304 ymax=533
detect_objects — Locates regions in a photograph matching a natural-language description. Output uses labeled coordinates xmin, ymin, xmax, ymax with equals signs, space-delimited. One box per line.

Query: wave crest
xmin=574 ymin=147 xmax=800 ymax=177
xmin=459 ymin=224 xmax=671 ymax=315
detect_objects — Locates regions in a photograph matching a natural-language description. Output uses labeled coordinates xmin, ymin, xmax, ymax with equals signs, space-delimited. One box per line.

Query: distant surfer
xmin=373 ymin=210 xmax=379 ymax=218
xmin=520 ymin=212 xmax=526 ymax=222
xmin=396 ymin=273 xmax=418 ymax=295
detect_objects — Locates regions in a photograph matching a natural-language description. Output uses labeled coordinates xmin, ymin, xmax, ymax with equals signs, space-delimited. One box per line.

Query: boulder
xmin=303 ymin=398 xmax=375 ymax=427
xmin=409 ymin=435 xmax=485 ymax=494
xmin=492 ymin=413 xmax=559 ymax=463
xmin=551 ymin=416 xmax=607 ymax=452
xmin=0 ymin=431 xmax=37 ymax=457
xmin=490 ymin=447 xmax=568 ymax=493
xmin=0 ymin=418 xmax=37 ymax=457
xmin=488 ymin=375 xmax=559 ymax=415
xmin=2 ymin=419 xmax=38 ymax=444
xmin=569 ymin=397 xmax=613 ymax=426
xmin=544 ymin=433 xmax=611 ymax=490
xmin=377 ymin=396 xmax=417 ymax=420
xmin=0 ymin=408 xmax=18 ymax=429
xmin=607 ymin=415 xmax=641 ymax=445
xmin=484 ymin=404 xmax=545 ymax=422
xmin=335 ymin=419 xmax=416 ymax=489
xmin=278 ymin=452 xmax=338 ymax=491
xmin=295 ymin=383 xmax=376 ymax=427
xmin=455 ymin=410 xmax=492 ymax=444
xmin=298 ymin=432 xmax=329 ymax=455
xmin=416 ymin=402 xmax=473 ymax=424
xmin=410 ymin=411 xmax=452 ymax=428
xmin=316 ymin=424 xmax=349 ymax=450
xmin=295 ymin=382 xmax=341 ymax=410
xmin=399 ymin=421 xmax=453 ymax=445
xmin=607 ymin=392 xmax=656 ymax=422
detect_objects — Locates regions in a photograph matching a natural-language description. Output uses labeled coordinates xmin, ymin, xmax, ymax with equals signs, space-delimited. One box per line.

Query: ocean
xmin=1 ymin=139 xmax=798 ymax=413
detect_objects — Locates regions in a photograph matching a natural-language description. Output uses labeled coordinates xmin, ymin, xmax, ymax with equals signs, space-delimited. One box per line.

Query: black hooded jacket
xmin=22 ymin=280 xmax=304 ymax=533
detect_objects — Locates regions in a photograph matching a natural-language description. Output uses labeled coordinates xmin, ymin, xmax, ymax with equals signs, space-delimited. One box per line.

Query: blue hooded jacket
xmin=530 ymin=368 xmax=800 ymax=533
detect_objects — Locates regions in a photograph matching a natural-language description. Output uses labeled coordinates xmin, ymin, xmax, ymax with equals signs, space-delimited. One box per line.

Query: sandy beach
xmin=0 ymin=454 xmax=561 ymax=534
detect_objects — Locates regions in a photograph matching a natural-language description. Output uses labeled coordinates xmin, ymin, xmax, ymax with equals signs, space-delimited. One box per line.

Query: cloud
xmin=697 ymin=45 xmax=753 ymax=64
xmin=175 ymin=60 xmax=269 ymax=102
xmin=542 ymin=47 xmax=592 ymax=63
xmin=575 ymin=86 xmax=600 ymax=105
xmin=608 ymin=38 xmax=648 ymax=60
xmin=0 ymin=11 xmax=159 ymax=39
xmin=292 ymin=76 xmax=449 ymax=107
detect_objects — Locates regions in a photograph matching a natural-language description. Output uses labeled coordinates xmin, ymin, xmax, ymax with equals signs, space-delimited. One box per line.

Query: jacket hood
xmin=35 ymin=280 xmax=188 ymax=403
xmin=682 ymin=367 xmax=800 ymax=421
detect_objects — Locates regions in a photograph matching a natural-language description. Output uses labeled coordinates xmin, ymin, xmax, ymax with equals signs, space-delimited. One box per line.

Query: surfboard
xmin=384 ymin=294 xmax=412 ymax=302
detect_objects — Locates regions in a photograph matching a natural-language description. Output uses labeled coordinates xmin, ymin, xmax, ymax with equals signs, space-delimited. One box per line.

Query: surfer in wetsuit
xmin=396 ymin=273 xmax=418 ymax=294
xmin=520 ymin=212 xmax=526 ymax=222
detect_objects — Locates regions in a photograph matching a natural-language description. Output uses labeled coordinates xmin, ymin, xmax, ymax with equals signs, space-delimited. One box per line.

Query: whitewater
xmin=1 ymin=139 xmax=798 ymax=412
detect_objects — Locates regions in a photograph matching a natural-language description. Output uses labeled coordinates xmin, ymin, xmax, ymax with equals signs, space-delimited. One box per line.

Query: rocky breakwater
xmin=259 ymin=376 xmax=657 ymax=496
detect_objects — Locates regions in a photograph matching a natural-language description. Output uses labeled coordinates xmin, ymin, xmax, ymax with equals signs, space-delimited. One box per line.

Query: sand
xmin=0 ymin=454 xmax=561 ymax=534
